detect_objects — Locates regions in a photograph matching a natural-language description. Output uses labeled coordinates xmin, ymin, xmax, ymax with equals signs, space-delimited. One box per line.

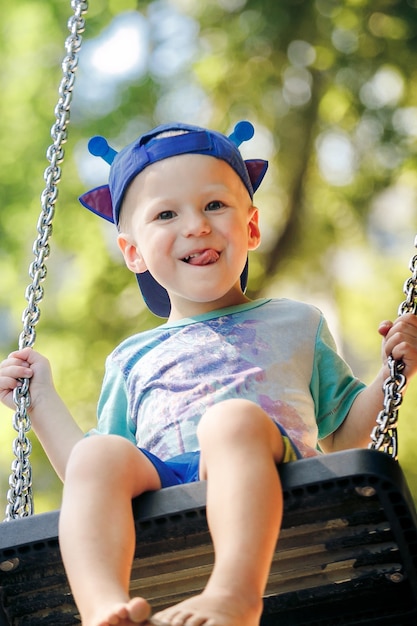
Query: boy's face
xmin=117 ymin=153 xmax=261 ymax=321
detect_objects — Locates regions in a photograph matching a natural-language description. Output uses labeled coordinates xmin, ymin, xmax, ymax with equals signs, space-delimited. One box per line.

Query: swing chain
xmin=369 ymin=237 xmax=417 ymax=459
xmin=369 ymin=356 xmax=405 ymax=459
xmin=5 ymin=0 xmax=88 ymax=522
xmin=399 ymin=248 xmax=417 ymax=316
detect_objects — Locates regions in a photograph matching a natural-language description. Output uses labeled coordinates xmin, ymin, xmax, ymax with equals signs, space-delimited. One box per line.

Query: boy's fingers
xmin=378 ymin=320 xmax=393 ymax=337
xmin=8 ymin=347 xmax=33 ymax=360
xmin=1 ymin=357 xmax=30 ymax=370
xmin=380 ymin=314 xmax=417 ymax=341
xmin=1 ymin=367 xmax=32 ymax=381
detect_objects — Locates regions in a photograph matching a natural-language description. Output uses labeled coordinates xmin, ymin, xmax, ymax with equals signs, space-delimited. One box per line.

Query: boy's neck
xmin=168 ymin=292 xmax=253 ymax=322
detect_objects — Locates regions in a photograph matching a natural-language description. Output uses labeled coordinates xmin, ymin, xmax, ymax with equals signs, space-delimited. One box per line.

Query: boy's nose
xmin=182 ymin=211 xmax=211 ymax=237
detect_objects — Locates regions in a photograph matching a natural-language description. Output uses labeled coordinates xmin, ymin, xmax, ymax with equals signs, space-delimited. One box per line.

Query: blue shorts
xmin=140 ymin=423 xmax=302 ymax=489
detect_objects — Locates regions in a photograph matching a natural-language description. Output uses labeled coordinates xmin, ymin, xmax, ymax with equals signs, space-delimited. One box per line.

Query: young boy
xmin=1 ymin=120 xmax=417 ymax=626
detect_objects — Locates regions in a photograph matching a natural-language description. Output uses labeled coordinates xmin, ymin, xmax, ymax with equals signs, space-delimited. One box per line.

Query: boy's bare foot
xmin=95 ymin=596 xmax=153 ymax=626
xmin=151 ymin=590 xmax=263 ymax=626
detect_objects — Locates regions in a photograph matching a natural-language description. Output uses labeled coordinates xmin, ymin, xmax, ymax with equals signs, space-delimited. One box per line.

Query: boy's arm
xmin=0 ymin=347 xmax=83 ymax=481
xmin=321 ymin=313 xmax=417 ymax=453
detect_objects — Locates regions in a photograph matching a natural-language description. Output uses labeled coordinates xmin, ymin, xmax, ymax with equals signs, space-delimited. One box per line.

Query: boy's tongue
xmin=187 ymin=249 xmax=220 ymax=265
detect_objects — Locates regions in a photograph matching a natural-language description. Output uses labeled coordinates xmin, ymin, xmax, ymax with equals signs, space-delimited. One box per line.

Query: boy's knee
xmin=64 ymin=435 xmax=161 ymax=494
xmin=65 ymin=434 xmax=132 ymax=480
xmin=197 ymin=399 xmax=273 ymax=443
xmin=197 ymin=400 xmax=285 ymax=469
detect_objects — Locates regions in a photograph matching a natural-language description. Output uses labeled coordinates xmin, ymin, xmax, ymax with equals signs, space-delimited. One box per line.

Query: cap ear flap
xmin=245 ymin=159 xmax=268 ymax=193
xmin=79 ymin=185 xmax=115 ymax=223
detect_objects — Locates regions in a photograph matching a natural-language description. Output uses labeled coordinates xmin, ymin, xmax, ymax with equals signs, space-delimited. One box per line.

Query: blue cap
xmin=79 ymin=121 xmax=268 ymax=317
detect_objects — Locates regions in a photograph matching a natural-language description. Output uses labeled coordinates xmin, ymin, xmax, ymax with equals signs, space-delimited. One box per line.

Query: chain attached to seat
xmin=369 ymin=237 xmax=417 ymax=459
xmin=4 ymin=0 xmax=88 ymax=522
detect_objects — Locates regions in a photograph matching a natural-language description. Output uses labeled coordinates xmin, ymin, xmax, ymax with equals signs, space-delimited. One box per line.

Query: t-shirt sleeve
xmin=87 ymin=355 xmax=137 ymax=445
xmin=310 ymin=315 xmax=366 ymax=441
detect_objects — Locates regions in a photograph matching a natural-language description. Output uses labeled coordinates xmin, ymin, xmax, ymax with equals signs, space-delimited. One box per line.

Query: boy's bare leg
xmin=59 ymin=434 xmax=161 ymax=626
xmin=153 ymin=399 xmax=285 ymax=626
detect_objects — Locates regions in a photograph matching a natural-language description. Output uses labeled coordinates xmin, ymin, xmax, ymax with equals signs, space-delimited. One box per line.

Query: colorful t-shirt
xmin=92 ymin=298 xmax=365 ymax=459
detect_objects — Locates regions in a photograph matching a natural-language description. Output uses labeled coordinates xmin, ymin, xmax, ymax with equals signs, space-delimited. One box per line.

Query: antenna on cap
xmin=88 ymin=136 xmax=118 ymax=165
xmin=228 ymin=121 xmax=255 ymax=148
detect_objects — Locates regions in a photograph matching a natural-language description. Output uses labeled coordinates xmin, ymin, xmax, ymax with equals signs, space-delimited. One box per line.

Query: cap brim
xmin=136 ymin=271 xmax=171 ymax=318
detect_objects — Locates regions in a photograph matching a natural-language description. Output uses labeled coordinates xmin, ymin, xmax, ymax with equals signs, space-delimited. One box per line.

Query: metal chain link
xmin=369 ymin=236 xmax=417 ymax=459
xmin=4 ymin=0 xmax=88 ymax=521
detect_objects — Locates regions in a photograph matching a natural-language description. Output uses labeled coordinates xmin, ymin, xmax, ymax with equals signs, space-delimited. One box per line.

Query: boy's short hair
xmin=79 ymin=121 xmax=268 ymax=317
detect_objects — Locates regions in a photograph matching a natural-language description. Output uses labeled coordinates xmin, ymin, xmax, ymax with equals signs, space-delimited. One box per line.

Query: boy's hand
xmin=378 ymin=313 xmax=417 ymax=379
xmin=0 ymin=347 xmax=53 ymax=412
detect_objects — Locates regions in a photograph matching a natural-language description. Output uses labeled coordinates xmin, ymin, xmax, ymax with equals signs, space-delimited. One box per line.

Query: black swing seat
xmin=1 ymin=449 xmax=417 ymax=626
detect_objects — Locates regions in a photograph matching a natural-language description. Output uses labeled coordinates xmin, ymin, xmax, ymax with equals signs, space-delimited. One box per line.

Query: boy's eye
xmin=205 ymin=200 xmax=224 ymax=211
xmin=157 ymin=210 xmax=176 ymax=220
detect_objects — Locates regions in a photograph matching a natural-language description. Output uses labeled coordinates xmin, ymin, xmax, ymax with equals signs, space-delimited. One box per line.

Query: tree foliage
xmin=1 ymin=0 xmax=417 ymax=512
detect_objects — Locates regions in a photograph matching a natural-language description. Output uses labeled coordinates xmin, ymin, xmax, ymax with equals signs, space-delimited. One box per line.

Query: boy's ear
xmin=248 ymin=206 xmax=261 ymax=251
xmin=117 ymin=233 xmax=148 ymax=274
